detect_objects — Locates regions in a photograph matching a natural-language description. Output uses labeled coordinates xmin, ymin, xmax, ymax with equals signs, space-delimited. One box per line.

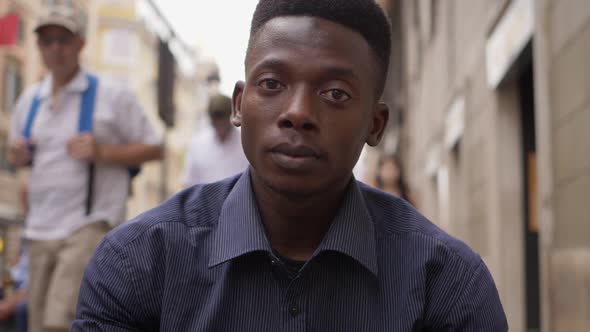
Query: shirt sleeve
xmin=112 ymin=86 xmax=162 ymax=146
xmin=72 ymin=237 xmax=146 ymax=331
xmin=437 ymin=259 xmax=509 ymax=331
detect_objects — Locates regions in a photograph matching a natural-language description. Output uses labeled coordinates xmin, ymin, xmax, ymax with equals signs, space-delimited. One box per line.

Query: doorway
xmin=517 ymin=54 xmax=540 ymax=332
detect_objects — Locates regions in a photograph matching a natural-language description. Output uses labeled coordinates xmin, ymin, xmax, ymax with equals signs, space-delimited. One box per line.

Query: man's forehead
xmin=248 ymin=16 xmax=371 ymax=60
xmin=253 ymin=16 xmax=366 ymax=43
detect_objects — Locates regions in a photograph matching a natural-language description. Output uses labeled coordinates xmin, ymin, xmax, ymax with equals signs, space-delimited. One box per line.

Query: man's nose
xmin=277 ymin=87 xmax=318 ymax=131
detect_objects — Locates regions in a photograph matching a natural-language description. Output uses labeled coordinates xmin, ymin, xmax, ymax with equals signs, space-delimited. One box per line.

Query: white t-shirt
xmin=9 ymin=69 xmax=161 ymax=240
xmin=182 ymin=126 xmax=249 ymax=186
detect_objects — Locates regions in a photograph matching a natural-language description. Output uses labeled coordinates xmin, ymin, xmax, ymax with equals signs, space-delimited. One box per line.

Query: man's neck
xmin=52 ymin=65 xmax=80 ymax=96
xmin=251 ymin=172 xmax=351 ymax=261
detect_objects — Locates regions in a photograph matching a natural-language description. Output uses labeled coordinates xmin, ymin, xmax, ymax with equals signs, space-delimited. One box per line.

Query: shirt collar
xmin=313 ymin=179 xmax=378 ymax=276
xmin=209 ymin=169 xmax=378 ymax=276
xmin=209 ymin=169 xmax=271 ymax=268
xmin=37 ymin=68 xmax=89 ymax=99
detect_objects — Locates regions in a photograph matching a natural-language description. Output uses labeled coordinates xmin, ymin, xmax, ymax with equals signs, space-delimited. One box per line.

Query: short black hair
xmin=248 ymin=0 xmax=392 ymax=96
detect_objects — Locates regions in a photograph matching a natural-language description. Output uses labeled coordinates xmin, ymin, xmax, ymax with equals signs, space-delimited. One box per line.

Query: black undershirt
xmin=273 ymin=251 xmax=306 ymax=278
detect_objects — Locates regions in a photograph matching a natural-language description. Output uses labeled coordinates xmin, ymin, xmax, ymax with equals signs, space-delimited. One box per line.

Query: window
xmin=419 ymin=0 xmax=438 ymax=42
xmin=413 ymin=0 xmax=421 ymax=29
xmin=17 ymin=15 xmax=24 ymax=44
xmin=430 ymin=0 xmax=438 ymax=39
xmin=3 ymin=59 xmax=22 ymax=113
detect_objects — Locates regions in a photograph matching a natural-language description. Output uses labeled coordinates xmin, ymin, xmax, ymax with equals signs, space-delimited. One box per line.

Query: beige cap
xmin=34 ymin=2 xmax=87 ymax=36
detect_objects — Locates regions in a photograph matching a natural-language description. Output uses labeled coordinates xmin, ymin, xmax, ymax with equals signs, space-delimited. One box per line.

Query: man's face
xmin=232 ymin=16 xmax=388 ymax=196
xmin=36 ymin=25 xmax=84 ymax=76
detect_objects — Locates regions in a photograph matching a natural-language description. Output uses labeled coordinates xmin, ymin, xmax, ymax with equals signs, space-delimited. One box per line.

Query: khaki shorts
xmin=28 ymin=221 xmax=110 ymax=332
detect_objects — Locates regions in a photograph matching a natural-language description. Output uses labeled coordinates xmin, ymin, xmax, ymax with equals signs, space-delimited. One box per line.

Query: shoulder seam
xmin=109 ymin=215 xmax=214 ymax=250
xmin=381 ymin=230 xmax=479 ymax=271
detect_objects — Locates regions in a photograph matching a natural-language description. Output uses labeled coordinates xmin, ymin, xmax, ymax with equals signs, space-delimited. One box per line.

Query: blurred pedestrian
xmin=0 ymin=249 xmax=28 ymax=332
xmin=7 ymin=2 xmax=162 ymax=331
xmin=375 ymin=154 xmax=415 ymax=205
xmin=73 ymin=0 xmax=507 ymax=330
xmin=182 ymin=93 xmax=248 ymax=186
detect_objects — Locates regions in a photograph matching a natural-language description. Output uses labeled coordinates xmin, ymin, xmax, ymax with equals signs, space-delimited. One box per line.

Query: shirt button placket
xmin=283 ymin=279 xmax=306 ymax=331
xmin=289 ymin=303 xmax=301 ymax=317
xmin=283 ymin=300 xmax=305 ymax=332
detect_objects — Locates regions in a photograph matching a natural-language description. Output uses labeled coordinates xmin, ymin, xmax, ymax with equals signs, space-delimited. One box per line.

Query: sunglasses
xmin=38 ymin=34 xmax=75 ymax=47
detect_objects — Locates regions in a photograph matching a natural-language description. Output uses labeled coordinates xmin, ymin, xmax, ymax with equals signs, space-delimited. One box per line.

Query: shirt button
xmin=289 ymin=303 xmax=300 ymax=316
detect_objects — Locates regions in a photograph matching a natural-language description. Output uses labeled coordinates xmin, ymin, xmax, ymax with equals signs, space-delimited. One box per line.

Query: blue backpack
xmin=22 ymin=74 xmax=140 ymax=215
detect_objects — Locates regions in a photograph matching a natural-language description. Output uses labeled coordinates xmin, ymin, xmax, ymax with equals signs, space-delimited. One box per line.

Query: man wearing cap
xmin=7 ymin=2 xmax=163 ymax=331
xmin=182 ymin=93 xmax=249 ymax=186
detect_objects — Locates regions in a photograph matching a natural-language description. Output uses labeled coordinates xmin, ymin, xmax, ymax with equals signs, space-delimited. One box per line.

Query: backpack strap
xmin=80 ymin=74 xmax=141 ymax=181
xmin=81 ymin=74 xmax=99 ymax=216
xmin=79 ymin=74 xmax=98 ymax=132
xmin=22 ymin=74 xmax=99 ymax=138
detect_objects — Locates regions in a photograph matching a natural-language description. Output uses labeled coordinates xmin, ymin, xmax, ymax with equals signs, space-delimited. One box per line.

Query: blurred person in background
xmin=0 ymin=181 xmax=32 ymax=332
xmin=6 ymin=2 xmax=162 ymax=331
xmin=375 ymin=154 xmax=415 ymax=206
xmin=182 ymin=93 xmax=249 ymax=186
xmin=0 ymin=249 xmax=28 ymax=332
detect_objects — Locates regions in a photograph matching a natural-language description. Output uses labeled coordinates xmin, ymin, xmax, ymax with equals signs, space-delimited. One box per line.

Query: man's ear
xmin=366 ymin=102 xmax=389 ymax=147
xmin=231 ymin=81 xmax=245 ymax=127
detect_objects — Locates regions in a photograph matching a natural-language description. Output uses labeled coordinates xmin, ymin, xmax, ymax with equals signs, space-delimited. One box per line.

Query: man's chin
xmin=260 ymin=173 xmax=330 ymax=198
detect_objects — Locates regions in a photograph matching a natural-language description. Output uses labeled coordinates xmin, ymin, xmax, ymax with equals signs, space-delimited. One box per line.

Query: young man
xmin=74 ymin=0 xmax=508 ymax=330
xmin=8 ymin=3 xmax=162 ymax=332
xmin=182 ymin=94 xmax=248 ymax=186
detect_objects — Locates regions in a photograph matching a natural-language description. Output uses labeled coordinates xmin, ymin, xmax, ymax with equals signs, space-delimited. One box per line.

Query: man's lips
xmin=270 ymin=143 xmax=320 ymax=159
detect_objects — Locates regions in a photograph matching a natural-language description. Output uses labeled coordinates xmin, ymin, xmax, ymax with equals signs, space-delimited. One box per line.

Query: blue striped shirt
xmin=73 ymin=170 xmax=508 ymax=331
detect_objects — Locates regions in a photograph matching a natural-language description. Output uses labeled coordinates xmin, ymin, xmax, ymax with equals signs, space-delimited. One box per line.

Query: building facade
xmin=378 ymin=0 xmax=590 ymax=331
xmin=0 ymin=0 xmax=44 ymax=272
xmin=0 ymin=0 xmax=43 ymax=218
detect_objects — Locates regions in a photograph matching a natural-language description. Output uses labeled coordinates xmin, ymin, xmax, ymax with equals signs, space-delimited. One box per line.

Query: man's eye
xmin=258 ymin=79 xmax=283 ymax=90
xmin=321 ymin=89 xmax=351 ymax=102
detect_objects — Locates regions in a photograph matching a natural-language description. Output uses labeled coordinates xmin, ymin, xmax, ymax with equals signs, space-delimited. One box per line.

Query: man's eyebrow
xmin=322 ymin=66 xmax=360 ymax=82
xmin=250 ymin=58 xmax=289 ymax=72
xmin=251 ymin=58 xmax=361 ymax=82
